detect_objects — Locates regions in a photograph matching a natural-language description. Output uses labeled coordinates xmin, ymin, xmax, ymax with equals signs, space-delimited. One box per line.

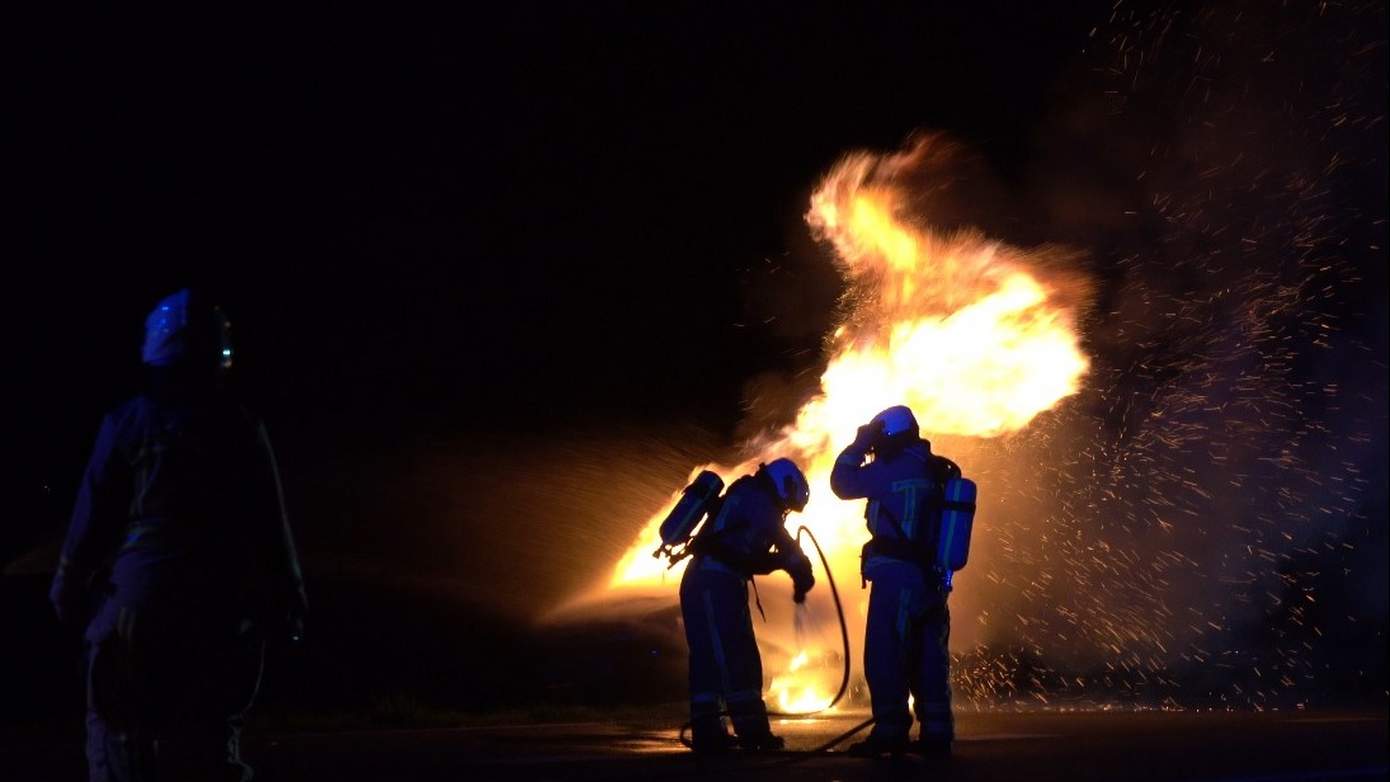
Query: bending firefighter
xmin=831 ymin=405 xmax=977 ymax=758
xmin=653 ymin=459 xmax=816 ymax=753
xmin=49 ymin=289 xmax=307 ymax=781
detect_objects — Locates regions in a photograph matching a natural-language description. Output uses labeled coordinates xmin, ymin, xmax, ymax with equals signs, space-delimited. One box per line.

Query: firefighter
xmin=50 ymin=289 xmax=307 ymax=781
xmin=831 ymin=405 xmax=959 ymax=757
xmin=680 ymin=458 xmax=815 ymax=753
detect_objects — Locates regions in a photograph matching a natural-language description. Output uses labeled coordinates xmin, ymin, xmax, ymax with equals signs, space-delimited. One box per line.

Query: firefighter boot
xmin=689 ymin=716 xmax=734 ymax=754
xmin=910 ymin=735 xmax=952 ymax=757
xmin=846 ymin=733 xmax=908 ymax=758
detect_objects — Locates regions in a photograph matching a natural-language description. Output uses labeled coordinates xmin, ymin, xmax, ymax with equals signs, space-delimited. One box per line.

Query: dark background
xmin=6 ymin=0 xmax=1386 ymax=738
xmin=9 ymin=0 xmax=1117 ymax=611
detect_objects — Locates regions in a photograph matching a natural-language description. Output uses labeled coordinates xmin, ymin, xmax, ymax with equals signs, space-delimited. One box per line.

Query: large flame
xmin=607 ymin=137 xmax=1091 ymax=711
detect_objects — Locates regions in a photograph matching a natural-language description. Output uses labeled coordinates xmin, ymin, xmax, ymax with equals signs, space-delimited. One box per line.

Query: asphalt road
xmin=6 ymin=709 xmax=1385 ymax=781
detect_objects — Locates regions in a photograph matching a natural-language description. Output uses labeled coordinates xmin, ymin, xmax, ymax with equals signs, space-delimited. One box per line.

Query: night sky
xmin=8 ymin=1 xmax=1387 ymax=711
xmin=11 ymin=2 xmax=1117 ymax=589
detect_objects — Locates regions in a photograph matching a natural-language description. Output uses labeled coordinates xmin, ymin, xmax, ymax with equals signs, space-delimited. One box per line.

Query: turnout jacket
xmin=830 ymin=437 xmax=960 ymax=580
xmin=691 ymin=473 xmax=809 ymax=581
xmin=50 ymin=390 xmax=307 ymax=632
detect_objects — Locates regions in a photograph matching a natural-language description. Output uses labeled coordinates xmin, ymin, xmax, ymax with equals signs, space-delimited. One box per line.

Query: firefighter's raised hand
xmin=852 ymin=421 xmax=883 ymax=452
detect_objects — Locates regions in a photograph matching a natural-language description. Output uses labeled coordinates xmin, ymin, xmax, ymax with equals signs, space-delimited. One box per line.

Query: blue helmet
xmin=142 ymin=289 xmax=234 ymax=372
xmin=762 ymin=457 xmax=810 ymax=513
xmin=142 ymin=289 xmax=192 ymax=367
xmin=871 ymin=405 xmax=919 ymax=439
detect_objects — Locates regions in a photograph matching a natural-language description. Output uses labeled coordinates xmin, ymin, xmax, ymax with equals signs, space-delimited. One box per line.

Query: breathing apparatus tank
xmin=653 ymin=470 xmax=725 ymax=566
xmin=936 ymin=477 xmax=977 ymax=591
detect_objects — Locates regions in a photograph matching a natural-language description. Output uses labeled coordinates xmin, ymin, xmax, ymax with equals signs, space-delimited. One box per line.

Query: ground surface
xmin=4 ymin=709 xmax=1386 ymax=781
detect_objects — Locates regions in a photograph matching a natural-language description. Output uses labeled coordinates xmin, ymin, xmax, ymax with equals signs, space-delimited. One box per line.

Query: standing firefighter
xmin=655 ymin=458 xmax=816 ymax=753
xmin=49 ymin=289 xmax=307 ymax=781
xmin=831 ymin=405 xmax=975 ymax=758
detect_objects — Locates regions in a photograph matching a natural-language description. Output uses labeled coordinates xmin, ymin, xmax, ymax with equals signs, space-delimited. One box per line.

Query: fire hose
xmin=674 ymin=525 xmax=875 ymax=754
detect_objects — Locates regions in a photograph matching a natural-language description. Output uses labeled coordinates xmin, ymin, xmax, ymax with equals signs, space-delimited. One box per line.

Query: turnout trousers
xmin=863 ymin=560 xmax=953 ymax=743
xmin=84 ymin=599 xmax=264 ymax=782
xmin=679 ymin=560 xmax=772 ymax=739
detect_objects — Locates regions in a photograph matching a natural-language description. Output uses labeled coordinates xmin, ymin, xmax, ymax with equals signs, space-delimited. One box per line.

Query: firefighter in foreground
xmin=831 ymin=405 xmax=975 ymax=757
xmin=654 ymin=458 xmax=816 ymax=753
xmin=50 ymin=289 xmax=307 ymax=781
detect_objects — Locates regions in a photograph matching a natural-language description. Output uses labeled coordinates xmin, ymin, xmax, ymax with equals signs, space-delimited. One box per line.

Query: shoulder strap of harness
xmin=864 ymin=449 xmax=951 ymax=570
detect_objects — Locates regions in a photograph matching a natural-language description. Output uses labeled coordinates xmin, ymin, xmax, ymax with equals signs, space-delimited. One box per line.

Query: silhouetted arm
xmin=771 ymin=526 xmax=815 ymax=601
xmin=256 ymin=421 xmax=308 ymax=639
xmin=50 ymin=415 xmax=130 ymax=624
xmin=829 ymin=424 xmax=890 ymax=500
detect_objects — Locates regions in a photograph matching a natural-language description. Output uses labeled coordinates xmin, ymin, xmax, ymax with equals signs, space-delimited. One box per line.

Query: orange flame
xmin=606 ymin=137 xmax=1091 ymax=706
xmin=769 ymin=651 xmax=832 ymax=713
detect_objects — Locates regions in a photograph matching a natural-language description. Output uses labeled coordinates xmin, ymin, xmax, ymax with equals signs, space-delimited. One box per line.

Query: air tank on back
xmin=653 ymin=470 xmax=725 ymax=562
xmin=937 ymin=477 xmax=977 ymax=590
